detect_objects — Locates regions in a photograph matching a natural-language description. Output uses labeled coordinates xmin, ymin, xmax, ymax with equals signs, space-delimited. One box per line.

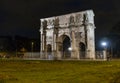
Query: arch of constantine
xmin=40 ymin=10 xmax=96 ymax=59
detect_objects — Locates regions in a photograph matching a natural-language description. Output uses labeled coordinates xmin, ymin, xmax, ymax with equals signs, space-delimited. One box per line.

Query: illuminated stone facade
xmin=40 ymin=10 xmax=96 ymax=59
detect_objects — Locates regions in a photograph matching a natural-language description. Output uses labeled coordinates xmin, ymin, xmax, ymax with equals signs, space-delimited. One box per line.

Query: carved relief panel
xmin=75 ymin=14 xmax=83 ymax=23
xmin=69 ymin=15 xmax=75 ymax=24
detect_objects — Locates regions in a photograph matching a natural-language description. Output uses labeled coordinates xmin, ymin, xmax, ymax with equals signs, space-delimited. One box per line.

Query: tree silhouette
xmin=108 ymin=21 xmax=120 ymax=58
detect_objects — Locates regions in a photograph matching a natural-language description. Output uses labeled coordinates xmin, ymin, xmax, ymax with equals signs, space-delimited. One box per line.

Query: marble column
xmin=85 ymin=24 xmax=95 ymax=59
xmin=71 ymin=31 xmax=79 ymax=59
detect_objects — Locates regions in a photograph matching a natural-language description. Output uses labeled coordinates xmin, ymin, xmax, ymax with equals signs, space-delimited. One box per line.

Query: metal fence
xmin=23 ymin=51 xmax=72 ymax=60
xmin=95 ymin=51 xmax=104 ymax=59
xmin=22 ymin=51 xmax=105 ymax=60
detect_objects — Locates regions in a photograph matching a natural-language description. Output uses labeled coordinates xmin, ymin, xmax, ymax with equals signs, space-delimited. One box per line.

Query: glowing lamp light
xmin=68 ymin=47 xmax=72 ymax=51
xmin=101 ymin=42 xmax=107 ymax=47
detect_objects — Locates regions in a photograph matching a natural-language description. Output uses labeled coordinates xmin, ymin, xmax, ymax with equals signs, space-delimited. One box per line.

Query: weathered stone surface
xmin=40 ymin=10 xmax=96 ymax=59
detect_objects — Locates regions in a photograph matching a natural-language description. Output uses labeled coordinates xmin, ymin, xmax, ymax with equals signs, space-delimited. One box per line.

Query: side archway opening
xmin=79 ymin=42 xmax=86 ymax=59
xmin=47 ymin=44 xmax=52 ymax=59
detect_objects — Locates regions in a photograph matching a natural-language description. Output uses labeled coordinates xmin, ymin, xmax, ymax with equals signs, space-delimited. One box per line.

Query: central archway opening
xmin=62 ymin=35 xmax=71 ymax=58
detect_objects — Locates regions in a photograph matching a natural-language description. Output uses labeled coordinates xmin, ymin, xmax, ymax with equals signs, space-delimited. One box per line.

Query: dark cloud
xmin=0 ymin=0 xmax=120 ymax=38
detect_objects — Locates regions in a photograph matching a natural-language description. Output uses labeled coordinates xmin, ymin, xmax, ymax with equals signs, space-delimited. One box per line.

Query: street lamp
xmin=31 ymin=42 xmax=34 ymax=57
xmin=101 ymin=41 xmax=107 ymax=60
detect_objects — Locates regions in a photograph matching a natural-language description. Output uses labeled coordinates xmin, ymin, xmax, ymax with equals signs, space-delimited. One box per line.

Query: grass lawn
xmin=0 ymin=59 xmax=120 ymax=83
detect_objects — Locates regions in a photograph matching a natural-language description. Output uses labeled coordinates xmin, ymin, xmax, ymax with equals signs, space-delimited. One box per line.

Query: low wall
xmin=23 ymin=52 xmax=40 ymax=58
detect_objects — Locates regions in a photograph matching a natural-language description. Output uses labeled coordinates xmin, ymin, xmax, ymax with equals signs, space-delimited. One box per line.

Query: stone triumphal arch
xmin=40 ymin=10 xmax=96 ymax=59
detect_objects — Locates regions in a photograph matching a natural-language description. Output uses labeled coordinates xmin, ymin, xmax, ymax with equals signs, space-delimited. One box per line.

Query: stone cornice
xmin=40 ymin=10 xmax=95 ymax=29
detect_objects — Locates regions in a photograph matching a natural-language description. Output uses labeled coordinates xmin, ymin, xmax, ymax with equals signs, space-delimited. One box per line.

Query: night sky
xmin=1 ymin=0 xmax=120 ymax=39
